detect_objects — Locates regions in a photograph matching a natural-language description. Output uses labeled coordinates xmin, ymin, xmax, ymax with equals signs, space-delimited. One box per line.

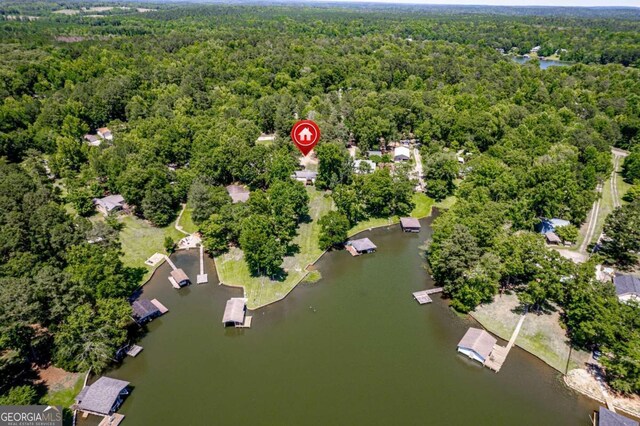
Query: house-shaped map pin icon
xmin=291 ymin=120 xmax=320 ymax=156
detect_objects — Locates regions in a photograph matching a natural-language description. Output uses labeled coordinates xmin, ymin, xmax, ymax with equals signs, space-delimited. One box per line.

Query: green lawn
xmin=347 ymin=193 xmax=455 ymax=237
xmin=215 ymin=187 xmax=333 ymax=309
xmin=472 ymin=293 xmax=590 ymax=373
xmin=178 ymin=206 xmax=199 ymax=234
xmin=41 ymin=374 xmax=84 ymax=408
xmin=119 ymin=215 xmax=185 ymax=278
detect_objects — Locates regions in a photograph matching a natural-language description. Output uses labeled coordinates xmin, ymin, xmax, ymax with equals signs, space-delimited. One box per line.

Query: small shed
xmin=74 ymin=377 xmax=130 ymax=416
xmin=348 ymin=238 xmax=377 ymax=254
xmin=222 ymin=298 xmax=247 ymax=327
xmin=226 ymin=184 xmax=250 ymax=203
xmin=293 ymin=170 xmax=317 ymax=185
xmin=131 ymin=299 xmax=162 ymax=323
xmin=94 ymin=195 xmax=125 ymax=215
xmin=545 ymin=231 xmax=561 ymax=245
xmin=613 ymin=274 xmax=640 ymax=303
xmin=170 ymin=269 xmax=190 ymax=287
xmin=367 ymin=150 xmax=382 ymax=158
xmin=393 ymin=146 xmax=411 ymax=162
xmin=400 ymin=217 xmax=421 ymax=233
xmin=597 ymin=407 xmax=638 ymax=426
xmin=457 ymin=328 xmax=497 ymax=364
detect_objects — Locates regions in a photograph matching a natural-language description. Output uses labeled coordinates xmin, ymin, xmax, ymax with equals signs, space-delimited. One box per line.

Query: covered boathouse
xmin=346 ymin=238 xmax=377 ymax=256
xmin=74 ymin=376 xmax=130 ymax=417
xmin=457 ymin=328 xmax=497 ymax=364
xmin=400 ymin=217 xmax=421 ymax=233
xmin=170 ymin=268 xmax=190 ymax=287
xmin=222 ymin=297 xmax=250 ymax=327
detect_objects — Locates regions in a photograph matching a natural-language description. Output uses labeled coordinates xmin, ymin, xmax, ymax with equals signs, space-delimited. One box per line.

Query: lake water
xmin=512 ymin=56 xmax=572 ymax=70
xmin=86 ymin=215 xmax=598 ymax=425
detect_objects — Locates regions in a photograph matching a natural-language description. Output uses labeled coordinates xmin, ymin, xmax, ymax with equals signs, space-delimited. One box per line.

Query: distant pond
xmin=512 ymin=56 xmax=573 ymax=69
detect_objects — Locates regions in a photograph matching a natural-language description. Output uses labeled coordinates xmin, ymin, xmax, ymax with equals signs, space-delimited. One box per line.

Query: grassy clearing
xmin=347 ymin=193 xmax=434 ymax=236
xmin=118 ymin=215 xmax=185 ymax=278
xmin=215 ymin=187 xmax=332 ymax=309
xmin=42 ymin=375 xmax=84 ymax=408
xmin=471 ymin=293 xmax=590 ymax=373
xmin=178 ymin=207 xmax=198 ymax=234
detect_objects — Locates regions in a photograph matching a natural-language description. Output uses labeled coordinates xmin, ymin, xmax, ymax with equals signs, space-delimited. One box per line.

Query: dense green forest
xmin=0 ymin=1 xmax=639 ymax=404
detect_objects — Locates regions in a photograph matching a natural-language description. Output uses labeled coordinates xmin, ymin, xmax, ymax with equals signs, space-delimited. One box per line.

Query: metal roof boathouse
xmin=457 ymin=328 xmax=497 ymax=364
xmin=346 ymin=238 xmax=377 ymax=256
xmin=222 ymin=298 xmax=251 ymax=328
xmin=74 ymin=377 xmax=130 ymax=417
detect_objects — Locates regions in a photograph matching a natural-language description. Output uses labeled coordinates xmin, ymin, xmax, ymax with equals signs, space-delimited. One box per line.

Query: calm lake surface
xmin=95 ymin=215 xmax=598 ymax=425
xmin=512 ymin=56 xmax=572 ymax=69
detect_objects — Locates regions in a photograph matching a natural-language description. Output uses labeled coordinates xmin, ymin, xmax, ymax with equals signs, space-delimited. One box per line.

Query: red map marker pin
xmin=291 ymin=120 xmax=320 ymax=156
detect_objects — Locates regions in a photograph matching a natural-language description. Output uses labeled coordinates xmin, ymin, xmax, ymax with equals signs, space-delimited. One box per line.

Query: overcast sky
xmin=324 ymin=0 xmax=639 ymax=6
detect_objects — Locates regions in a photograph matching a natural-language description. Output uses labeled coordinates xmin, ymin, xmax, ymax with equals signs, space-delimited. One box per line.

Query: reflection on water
xmin=80 ymin=217 xmax=598 ymax=426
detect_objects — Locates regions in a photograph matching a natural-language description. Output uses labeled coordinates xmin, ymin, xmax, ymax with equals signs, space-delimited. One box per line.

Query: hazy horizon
xmin=299 ymin=0 xmax=640 ymax=7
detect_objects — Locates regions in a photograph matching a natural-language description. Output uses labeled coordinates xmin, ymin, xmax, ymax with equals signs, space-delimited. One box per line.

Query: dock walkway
xmin=197 ymin=244 xmax=208 ymax=284
xmin=484 ymin=313 xmax=526 ymax=372
xmin=412 ymin=287 xmax=444 ymax=305
xmin=98 ymin=413 xmax=125 ymax=426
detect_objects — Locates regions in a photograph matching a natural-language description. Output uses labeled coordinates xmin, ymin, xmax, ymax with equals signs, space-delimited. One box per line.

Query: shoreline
xmin=215 ymin=205 xmax=439 ymax=311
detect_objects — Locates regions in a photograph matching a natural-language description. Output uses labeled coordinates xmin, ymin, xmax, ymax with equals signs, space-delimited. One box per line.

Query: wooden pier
xmin=164 ymin=255 xmax=181 ymax=288
xmin=98 ymin=413 xmax=125 ymax=426
xmin=237 ymin=316 xmax=252 ymax=328
xmin=150 ymin=298 xmax=169 ymax=314
xmin=483 ymin=313 xmax=526 ymax=372
xmin=196 ymin=244 xmax=208 ymax=284
xmin=412 ymin=287 xmax=444 ymax=304
xmin=345 ymin=245 xmax=359 ymax=256
xmin=125 ymin=345 xmax=143 ymax=357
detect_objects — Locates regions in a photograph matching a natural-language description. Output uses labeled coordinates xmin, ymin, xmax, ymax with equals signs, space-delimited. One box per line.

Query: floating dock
xmin=237 ymin=316 xmax=252 ymax=328
xmin=412 ymin=287 xmax=443 ymax=304
xmin=125 ymin=345 xmax=143 ymax=357
xmin=98 ymin=413 xmax=125 ymax=426
xmin=413 ymin=291 xmax=432 ymax=304
xmin=197 ymin=244 xmax=208 ymax=284
xmin=150 ymin=298 xmax=169 ymax=314
xmin=483 ymin=313 xmax=526 ymax=373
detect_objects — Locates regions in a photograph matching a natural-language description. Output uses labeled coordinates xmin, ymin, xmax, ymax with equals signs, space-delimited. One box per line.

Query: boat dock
xmin=345 ymin=245 xmax=359 ymax=256
xmin=237 ymin=316 xmax=252 ymax=328
xmin=412 ymin=287 xmax=444 ymax=304
xmin=164 ymin=255 xmax=181 ymax=288
xmin=197 ymin=244 xmax=208 ymax=284
xmin=150 ymin=298 xmax=169 ymax=314
xmin=98 ymin=413 xmax=125 ymax=426
xmin=125 ymin=345 xmax=143 ymax=357
xmin=484 ymin=313 xmax=526 ymax=372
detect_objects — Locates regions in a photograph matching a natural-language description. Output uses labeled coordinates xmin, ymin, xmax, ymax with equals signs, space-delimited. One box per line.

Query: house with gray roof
xmin=74 ymin=376 xmax=130 ymax=416
xmin=457 ymin=328 xmax=497 ymax=364
xmin=613 ymin=274 xmax=640 ymax=303
xmin=597 ymin=406 xmax=638 ymax=426
xmin=292 ymin=170 xmax=317 ymax=185
xmin=94 ymin=194 xmax=125 ymax=216
xmin=226 ymin=184 xmax=250 ymax=203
